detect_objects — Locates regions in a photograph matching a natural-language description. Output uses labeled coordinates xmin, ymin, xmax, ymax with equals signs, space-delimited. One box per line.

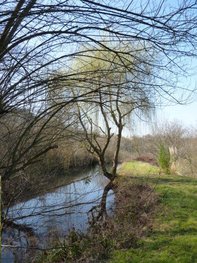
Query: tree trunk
xmin=112 ymin=125 xmax=123 ymax=177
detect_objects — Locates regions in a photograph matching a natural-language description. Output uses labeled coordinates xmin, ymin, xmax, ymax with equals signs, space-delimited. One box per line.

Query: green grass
xmin=110 ymin=161 xmax=197 ymax=263
xmin=119 ymin=161 xmax=160 ymax=177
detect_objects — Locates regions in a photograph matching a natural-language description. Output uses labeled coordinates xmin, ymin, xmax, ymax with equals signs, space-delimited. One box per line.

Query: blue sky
xmin=158 ymin=101 xmax=197 ymax=128
xmin=132 ymin=57 xmax=197 ymax=136
xmin=125 ymin=98 xmax=197 ymax=136
xmin=125 ymin=87 xmax=197 ymax=137
xmin=157 ymin=63 xmax=197 ymax=129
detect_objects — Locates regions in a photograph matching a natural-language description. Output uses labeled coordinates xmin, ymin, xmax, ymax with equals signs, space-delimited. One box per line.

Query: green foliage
xmin=119 ymin=161 xmax=159 ymax=176
xmin=110 ymin=162 xmax=197 ymax=263
xmin=55 ymin=44 xmax=154 ymax=129
xmin=158 ymin=144 xmax=171 ymax=174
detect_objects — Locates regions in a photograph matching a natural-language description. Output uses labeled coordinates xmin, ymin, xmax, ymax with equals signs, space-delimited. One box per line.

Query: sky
xmin=48 ymin=0 xmax=197 ymax=137
xmin=129 ymin=98 xmax=197 ymax=137
xmin=158 ymin=101 xmax=197 ymax=128
xmin=125 ymin=90 xmax=197 ymax=137
xmin=128 ymin=56 xmax=197 ymax=136
xmin=124 ymin=99 xmax=197 ymax=137
xmin=157 ymin=66 xmax=197 ymax=130
xmin=114 ymin=0 xmax=197 ymax=137
xmin=129 ymin=100 xmax=197 ymax=137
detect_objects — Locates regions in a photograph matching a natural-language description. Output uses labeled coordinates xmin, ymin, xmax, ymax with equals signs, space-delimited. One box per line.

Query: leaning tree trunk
xmin=89 ymin=180 xmax=116 ymax=225
xmin=98 ymin=180 xmax=115 ymax=219
xmin=89 ymin=124 xmax=123 ymax=223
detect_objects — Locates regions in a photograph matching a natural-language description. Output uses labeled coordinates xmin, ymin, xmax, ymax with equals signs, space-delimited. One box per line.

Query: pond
xmin=2 ymin=166 xmax=114 ymax=263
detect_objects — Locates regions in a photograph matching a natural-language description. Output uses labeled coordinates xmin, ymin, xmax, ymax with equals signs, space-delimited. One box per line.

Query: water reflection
xmin=2 ymin=166 xmax=114 ymax=263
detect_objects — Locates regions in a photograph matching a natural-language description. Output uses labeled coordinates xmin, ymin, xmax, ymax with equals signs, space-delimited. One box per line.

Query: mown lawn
xmin=110 ymin=161 xmax=197 ymax=263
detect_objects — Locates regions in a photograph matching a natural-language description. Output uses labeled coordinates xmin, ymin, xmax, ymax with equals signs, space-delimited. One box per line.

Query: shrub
xmin=157 ymin=144 xmax=171 ymax=174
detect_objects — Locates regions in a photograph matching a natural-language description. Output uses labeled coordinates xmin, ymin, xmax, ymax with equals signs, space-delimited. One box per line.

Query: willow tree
xmin=51 ymin=45 xmax=155 ymax=218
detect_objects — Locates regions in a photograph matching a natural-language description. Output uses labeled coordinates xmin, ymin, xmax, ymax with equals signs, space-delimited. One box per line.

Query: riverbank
xmin=36 ymin=161 xmax=197 ymax=263
xmin=110 ymin=161 xmax=197 ymax=263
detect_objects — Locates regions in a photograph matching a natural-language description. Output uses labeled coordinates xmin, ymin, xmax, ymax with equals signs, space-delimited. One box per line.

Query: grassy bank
xmin=110 ymin=161 xmax=197 ymax=263
xmin=35 ymin=161 xmax=197 ymax=263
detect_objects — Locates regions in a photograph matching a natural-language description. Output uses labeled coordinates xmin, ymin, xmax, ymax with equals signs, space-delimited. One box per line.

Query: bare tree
xmin=151 ymin=121 xmax=197 ymax=176
xmin=1 ymin=0 xmax=197 ymax=113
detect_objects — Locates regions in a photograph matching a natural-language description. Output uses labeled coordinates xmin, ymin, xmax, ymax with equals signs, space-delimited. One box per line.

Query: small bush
xmin=157 ymin=144 xmax=171 ymax=174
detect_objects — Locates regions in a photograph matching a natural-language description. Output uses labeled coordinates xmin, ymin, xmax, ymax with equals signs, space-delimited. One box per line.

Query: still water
xmin=2 ymin=166 xmax=114 ymax=263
